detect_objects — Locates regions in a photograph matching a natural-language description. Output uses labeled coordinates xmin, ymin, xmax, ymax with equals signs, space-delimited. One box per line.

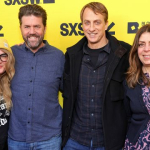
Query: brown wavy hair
xmin=0 ymin=49 xmax=15 ymax=110
xmin=126 ymin=24 xmax=150 ymax=88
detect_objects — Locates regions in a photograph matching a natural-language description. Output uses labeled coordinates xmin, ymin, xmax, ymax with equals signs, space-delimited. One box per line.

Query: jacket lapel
xmin=67 ymin=37 xmax=86 ymax=95
xmin=70 ymin=50 xmax=83 ymax=90
xmin=102 ymin=45 xmax=128 ymax=98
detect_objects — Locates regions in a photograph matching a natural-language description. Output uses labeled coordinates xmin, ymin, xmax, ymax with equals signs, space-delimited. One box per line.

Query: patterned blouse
xmin=124 ymin=74 xmax=150 ymax=150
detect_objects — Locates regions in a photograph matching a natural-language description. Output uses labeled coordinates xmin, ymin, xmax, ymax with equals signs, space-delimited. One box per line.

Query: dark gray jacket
xmin=62 ymin=31 xmax=131 ymax=150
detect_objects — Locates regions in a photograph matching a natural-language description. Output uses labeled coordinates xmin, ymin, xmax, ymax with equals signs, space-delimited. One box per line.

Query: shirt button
xmin=91 ymin=113 xmax=94 ymax=116
xmin=91 ymin=99 xmax=94 ymax=102
xmin=28 ymin=108 xmax=30 ymax=110
xmin=32 ymin=67 xmax=34 ymax=69
xmin=30 ymin=80 xmax=32 ymax=82
xmin=93 ymin=70 xmax=96 ymax=73
xmin=28 ymin=121 xmax=30 ymax=124
xmin=92 ymin=85 xmax=94 ymax=87
xmin=29 ymin=94 xmax=31 ymax=96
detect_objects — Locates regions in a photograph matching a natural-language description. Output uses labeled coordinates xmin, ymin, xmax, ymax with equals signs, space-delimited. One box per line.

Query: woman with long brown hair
xmin=0 ymin=38 xmax=15 ymax=150
xmin=124 ymin=24 xmax=150 ymax=149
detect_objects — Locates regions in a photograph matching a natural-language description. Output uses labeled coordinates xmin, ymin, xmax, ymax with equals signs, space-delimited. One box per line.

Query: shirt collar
xmin=83 ymin=40 xmax=110 ymax=55
xmin=23 ymin=40 xmax=49 ymax=53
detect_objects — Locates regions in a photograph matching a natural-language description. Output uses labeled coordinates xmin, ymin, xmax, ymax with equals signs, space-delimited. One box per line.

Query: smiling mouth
xmin=88 ymin=33 xmax=97 ymax=37
xmin=28 ymin=36 xmax=38 ymax=40
xmin=143 ymin=55 xmax=150 ymax=58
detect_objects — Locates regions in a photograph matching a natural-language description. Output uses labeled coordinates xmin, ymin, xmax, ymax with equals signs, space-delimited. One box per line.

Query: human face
xmin=82 ymin=8 xmax=108 ymax=49
xmin=20 ymin=15 xmax=46 ymax=53
xmin=0 ymin=49 xmax=8 ymax=75
xmin=138 ymin=32 xmax=150 ymax=70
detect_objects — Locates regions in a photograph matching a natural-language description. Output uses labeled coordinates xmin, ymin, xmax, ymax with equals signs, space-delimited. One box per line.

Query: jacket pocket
xmin=110 ymin=72 xmax=124 ymax=101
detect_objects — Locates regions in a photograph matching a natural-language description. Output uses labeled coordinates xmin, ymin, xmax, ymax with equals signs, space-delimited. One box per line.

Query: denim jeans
xmin=63 ymin=138 xmax=105 ymax=150
xmin=8 ymin=134 xmax=61 ymax=150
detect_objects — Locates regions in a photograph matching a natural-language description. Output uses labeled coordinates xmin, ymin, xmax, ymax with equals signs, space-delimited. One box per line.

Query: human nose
xmin=144 ymin=44 xmax=150 ymax=51
xmin=29 ymin=27 xmax=36 ymax=34
xmin=89 ymin=23 xmax=95 ymax=31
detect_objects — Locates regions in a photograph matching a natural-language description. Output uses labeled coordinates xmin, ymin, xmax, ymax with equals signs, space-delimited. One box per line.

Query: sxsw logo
xmin=4 ymin=0 xmax=55 ymax=5
xmin=128 ymin=21 xmax=150 ymax=33
xmin=128 ymin=22 xmax=139 ymax=34
xmin=60 ymin=21 xmax=150 ymax=36
xmin=60 ymin=23 xmax=84 ymax=36
xmin=0 ymin=26 xmax=4 ymax=37
xmin=60 ymin=22 xmax=115 ymax=36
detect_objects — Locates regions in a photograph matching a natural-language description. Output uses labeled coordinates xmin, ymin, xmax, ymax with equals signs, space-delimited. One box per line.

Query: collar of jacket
xmin=67 ymin=31 xmax=128 ymax=58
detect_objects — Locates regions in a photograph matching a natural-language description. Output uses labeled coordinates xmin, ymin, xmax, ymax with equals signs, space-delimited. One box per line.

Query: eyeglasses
xmin=0 ymin=53 xmax=8 ymax=62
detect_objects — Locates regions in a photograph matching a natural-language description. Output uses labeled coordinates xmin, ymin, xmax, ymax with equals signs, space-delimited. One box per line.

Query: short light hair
xmin=80 ymin=2 xmax=108 ymax=23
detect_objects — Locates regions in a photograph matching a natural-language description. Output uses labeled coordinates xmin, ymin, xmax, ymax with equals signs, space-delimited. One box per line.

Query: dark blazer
xmin=124 ymin=81 xmax=150 ymax=144
xmin=62 ymin=31 xmax=131 ymax=150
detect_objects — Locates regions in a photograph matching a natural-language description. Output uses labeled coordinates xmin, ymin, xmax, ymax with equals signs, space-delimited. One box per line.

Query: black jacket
xmin=124 ymin=82 xmax=150 ymax=144
xmin=62 ymin=32 xmax=131 ymax=150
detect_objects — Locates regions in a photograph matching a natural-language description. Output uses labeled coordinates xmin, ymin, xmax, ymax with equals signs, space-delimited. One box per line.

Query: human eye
xmin=138 ymin=43 xmax=145 ymax=48
xmin=95 ymin=21 xmax=100 ymax=25
xmin=0 ymin=54 xmax=8 ymax=62
xmin=84 ymin=21 xmax=90 ymax=25
xmin=35 ymin=25 xmax=40 ymax=29
xmin=24 ymin=26 xmax=29 ymax=29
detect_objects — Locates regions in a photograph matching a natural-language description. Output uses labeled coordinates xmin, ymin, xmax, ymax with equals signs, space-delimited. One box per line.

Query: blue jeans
xmin=8 ymin=135 xmax=61 ymax=150
xmin=63 ymin=138 xmax=105 ymax=150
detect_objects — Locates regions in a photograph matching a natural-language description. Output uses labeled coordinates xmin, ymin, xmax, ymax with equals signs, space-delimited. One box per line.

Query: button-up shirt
xmin=70 ymin=42 xmax=110 ymax=147
xmin=9 ymin=40 xmax=65 ymax=143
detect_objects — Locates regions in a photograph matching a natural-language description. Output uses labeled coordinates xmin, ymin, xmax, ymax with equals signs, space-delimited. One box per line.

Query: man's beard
xmin=23 ymin=34 xmax=44 ymax=50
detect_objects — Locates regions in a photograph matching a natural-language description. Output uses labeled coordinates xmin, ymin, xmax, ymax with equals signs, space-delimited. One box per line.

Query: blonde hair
xmin=0 ymin=49 xmax=15 ymax=109
xmin=126 ymin=24 xmax=150 ymax=88
xmin=80 ymin=2 xmax=108 ymax=23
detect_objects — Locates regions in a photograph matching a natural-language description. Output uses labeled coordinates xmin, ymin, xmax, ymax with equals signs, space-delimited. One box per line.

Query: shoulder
xmin=45 ymin=41 xmax=64 ymax=55
xmin=119 ymin=41 xmax=131 ymax=51
xmin=45 ymin=44 xmax=65 ymax=63
xmin=11 ymin=44 xmax=23 ymax=51
xmin=48 ymin=45 xmax=64 ymax=55
xmin=11 ymin=44 xmax=25 ymax=57
xmin=107 ymin=32 xmax=131 ymax=54
xmin=67 ymin=36 xmax=87 ymax=53
xmin=123 ymin=79 xmax=140 ymax=92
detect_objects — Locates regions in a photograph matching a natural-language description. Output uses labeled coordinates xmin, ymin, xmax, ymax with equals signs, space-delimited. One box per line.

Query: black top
xmin=86 ymin=43 xmax=109 ymax=67
xmin=0 ymin=95 xmax=10 ymax=150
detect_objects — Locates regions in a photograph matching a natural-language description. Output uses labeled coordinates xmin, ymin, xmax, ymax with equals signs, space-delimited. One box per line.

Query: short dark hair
xmin=18 ymin=4 xmax=47 ymax=26
xmin=80 ymin=2 xmax=108 ymax=23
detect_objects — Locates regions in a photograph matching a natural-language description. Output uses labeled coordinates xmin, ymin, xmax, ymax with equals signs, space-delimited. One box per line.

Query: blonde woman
xmin=0 ymin=38 xmax=15 ymax=150
xmin=124 ymin=24 xmax=150 ymax=149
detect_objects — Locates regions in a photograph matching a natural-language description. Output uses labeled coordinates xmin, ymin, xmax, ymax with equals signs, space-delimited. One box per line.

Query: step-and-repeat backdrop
xmin=0 ymin=0 xmax=149 ymax=106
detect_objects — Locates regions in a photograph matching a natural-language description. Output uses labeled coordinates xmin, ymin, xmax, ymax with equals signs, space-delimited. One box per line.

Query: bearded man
xmin=8 ymin=4 xmax=64 ymax=150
